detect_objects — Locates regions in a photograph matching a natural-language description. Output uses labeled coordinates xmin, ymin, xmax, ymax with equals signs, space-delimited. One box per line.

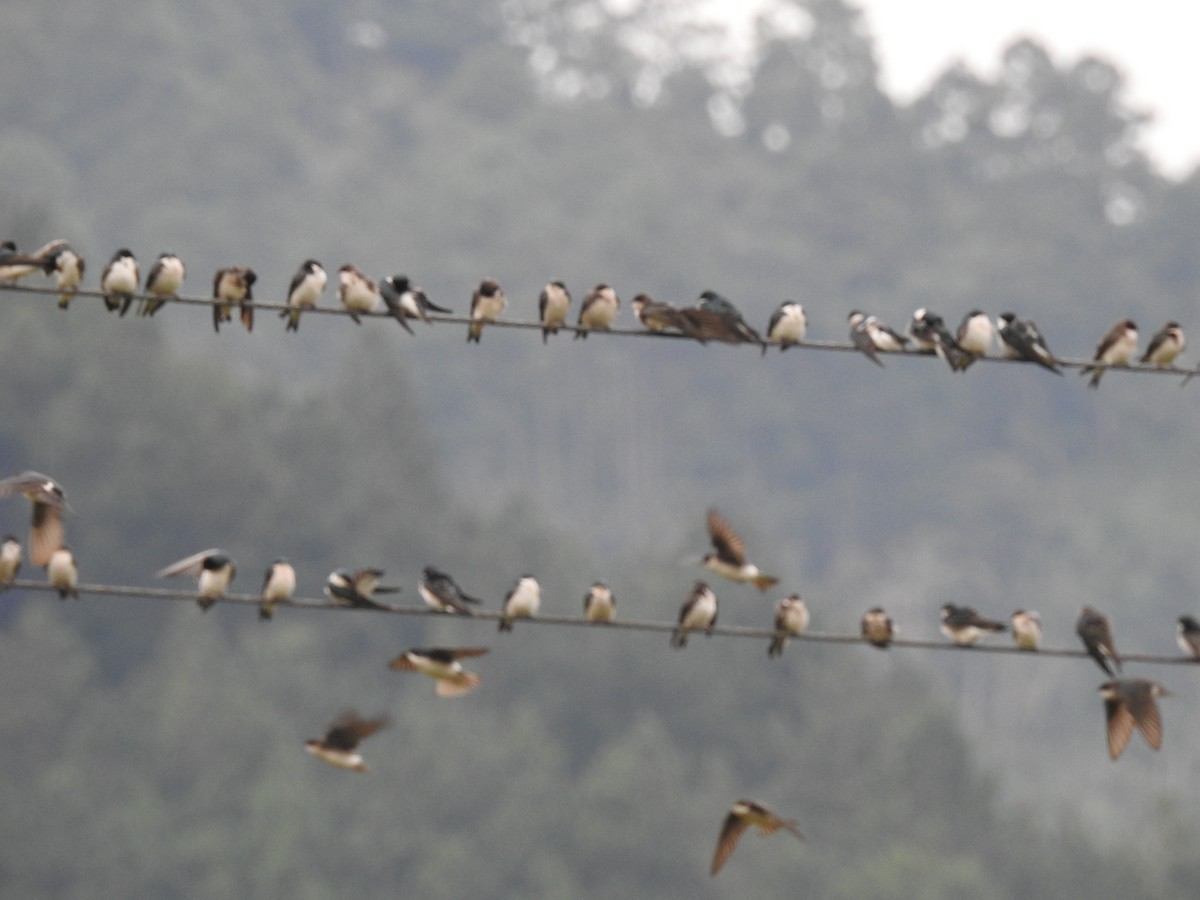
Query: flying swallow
xmin=337 ymin=264 xmax=386 ymax=327
xmin=45 ymin=246 xmax=85 ymax=309
xmin=764 ymin=301 xmax=807 ymax=354
xmin=212 ymin=266 xmax=257 ymax=332
xmin=847 ymin=311 xmax=885 ymax=367
xmin=100 ymin=249 xmax=139 ymax=314
xmin=0 ymin=470 xmax=71 ymax=567
xmin=702 ymin=509 xmax=778 ymax=591
xmin=1176 ymin=615 xmax=1200 ymax=659
xmin=280 ymin=259 xmax=327 ymax=332
xmin=325 ymin=568 xmax=400 ymax=610
xmin=1011 ymin=610 xmax=1042 ymax=650
xmin=305 ymin=712 xmax=387 ymax=772
xmin=1099 ymin=679 xmax=1168 ymax=760
xmin=940 ymin=604 xmax=1007 ymax=646
xmin=955 ymin=310 xmax=994 ymax=366
xmin=499 ymin=574 xmax=541 ymax=631
xmin=0 ymin=534 xmax=20 ymax=589
xmin=468 ymin=278 xmax=506 ymax=342
xmin=0 ymin=240 xmax=47 ymax=283
xmin=157 ymin=549 xmax=236 ymax=611
xmin=47 ymin=546 xmax=79 ymax=600
xmin=259 ymin=558 xmax=296 ymax=621
xmin=380 ymin=274 xmax=449 ymax=329
xmin=538 ymin=281 xmax=572 ymax=342
xmin=419 ymin=566 xmax=481 ymax=616
xmin=140 ymin=253 xmax=186 ymax=316
xmin=575 ymin=283 xmax=620 ymax=338
xmin=861 ymin=607 xmax=893 ymax=648
xmin=671 ymin=580 xmax=718 ymax=648
xmin=631 ymin=293 xmax=684 ymax=335
xmin=1140 ymin=321 xmax=1185 ymax=368
xmin=767 ymin=594 xmax=809 ymax=658
xmin=1076 ymin=605 xmax=1121 ymax=676
xmin=1081 ymin=319 xmax=1137 ymax=388
xmin=388 ymin=647 xmax=489 ymax=697
xmin=710 ymin=799 xmax=804 ymax=876
xmin=996 ymin=313 xmax=1062 ymax=374
xmin=583 ymin=580 xmax=616 ymax=623
xmin=695 ymin=290 xmax=764 ymax=346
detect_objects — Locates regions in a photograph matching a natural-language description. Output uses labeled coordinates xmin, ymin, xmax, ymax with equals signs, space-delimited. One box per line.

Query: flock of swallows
xmin=1 ymin=236 xmax=1193 ymax=874
xmin=0 ymin=239 xmax=1191 ymax=387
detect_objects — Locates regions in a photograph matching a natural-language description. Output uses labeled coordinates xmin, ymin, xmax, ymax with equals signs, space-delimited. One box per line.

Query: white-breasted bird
xmin=157 ymin=549 xmax=237 ymax=612
xmin=538 ymin=281 xmax=572 ymax=343
xmin=498 ymin=574 xmax=540 ymax=632
xmin=575 ymin=283 xmax=620 ymax=338
xmin=388 ymin=647 xmax=489 ymax=697
xmin=141 ymin=253 xmax=186 ymax=316
xmin=583 ymin=580 xmax=616 ymax=623
xmin=702 ymin=509 xmax=778 ymax=591
xmin=1081 ymin=319 xmax=1137 ymax=388
xmin=282 ymin=259 xmax=327 ymax=332
xmin=765 ymin=301 xmax=807 ymax=354
xmin=101 ymin=248 xmax=139 ymax=315
xmin=671 ymin=581 xmax=718 ymax=648
xmin=212 ymin=266 xmax=257 ymax=332
xmin=1011 ymin=610 xmax=1042 ymax=650
xmin=305 ymin=712 xmax=387 ymax=772
xmin=47 ymin=546 xmax=79 ymax=600
xmin=768 ymin=594 xmax=809 ymax=657
xmin=1141 ymin=321 xmax=1185 ymax=368
xmin=259 ymin=558 xmax=296 ymax=621
xmin=0 ymin=534 xmax=20 ymax=589
xmin=467 ymin=278 xmax=506 ymax=342
xmin=338 ymin=264 xmax=384 ymax=326
xmin=0 ymin=471 xmax=71 ymax=567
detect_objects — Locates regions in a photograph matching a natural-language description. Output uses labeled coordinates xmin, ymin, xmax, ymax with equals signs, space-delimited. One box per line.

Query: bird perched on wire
xmin=768 ymin=594 xmax=809 ymax=658
xmin=701 ymin=509 xmax=778 ymax=591
xmin=1099 ymin=679 xmax=1168 ymax=761
xmin=338 ymin=264 xmax=387 ymax=328
xmin=575 ymin=283 xmax=620 ymax=338
xmin=1176 ymin=615 xmax=1200 ymax=658
xmin=538 ymin=281 xmax=572 ymax=342
xmin=996 ymin=313 xmax=1062 ymax=375
xmin=583 ymin=580 xmax=616 ymax=623
xmin=692 ymin=290 xmax=764 ymax=347
xmin=212 ymin=266 xmax=257 ymax=332
xmin=1081 ymin=319 xmax=1137 ymax=388
xmin=0 ymin=240 xmax=50 ymax=284
xmin=0 ymin=534 xmax=20 ymax=590
xmin=419 ymin=566 xmax=482 ymax=616
xmin=861 ymin=607 xmax=893 ymax=648
xmin=140 ymin=253 xmax=186 ymax=317
xmin=305 ymin=712 xmax=387 ymax=772
xmin=280 ymin=259 xmax=327 ymax=332
xmin=325 ymin=568 xmax=400 ymax=610
xmin=911 ymin=308 xmax=971 ymax=370
xmin=101 ymin=249 xmax=140 ymax=314
xmin=388 ymin=647 xmax=489 ymax=697
xmin=1011 ymin=610 xmax=1042 ymax=650
xmin=847 ymin=311 xmax=885 ymax=368
xmin=157 ymin=549 xmax=236 ymax=611
xmin=671 ymin=581 xmax=718 ymax=648
xmin=1140 ymin=321 xmax=1185 ymax=368
xmin=631 ymin=293 xmax=684 ymax=335
xmin=710 ymin=799 xmax=804 ymax=876
xmin=381 ymin=274 xmax=450 ymax=329
xmin=468 ymin=277 xmax=506 ymax=342
xmin=764 ymin=301 xmax=807 ymax=354
xmin=1076 ymin=605 xmax=1121 ymax=676
xmin=0 ymin=471 xmax=72 ymax=567
xmin=499 ymin=575 xmax=541 ymax=631
xmin=44 ymin=245 xmax=85 ymax=310
xmin=259 ymin=558 xmax=296 ymax=621
xmin=47 ymin=546 xmax=79 ymax=600
xmin=940 ymin=604 xmax=1007 ymax=646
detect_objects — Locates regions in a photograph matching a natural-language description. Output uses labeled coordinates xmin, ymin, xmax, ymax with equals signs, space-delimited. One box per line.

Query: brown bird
xmin=212 ymin=266 xmax=257 ymax=332
xmin=861 ymin=607 xmax=893 ymax=648
xmin=305 ymin=712 xmax=387 ymax=772
xmin=467 ymin=278 xmax=506 ymax=342
xmin=538 ymin=281 xmax=572 ymax=343
xmin=1099 ymin=679 xmax=1168 ymax=760
xmin=1081 ymin=319 xmax=1137 ymax=388
xmin=388 ymin=647 xmax=489 ymax=697
xmin=711 ymin=799 xmax=804 ymax=876
xmin=768 ymin=594 xmax=809 ymax=658
xmin=702 ymin=509 xmax=777 ymax=591
xmin=1140 ymin=321 xmax=1185 ymax=368
xmin=0 ymin=471 xmax=71 ymax=567
xmin=1076 ymin=605 xmax=1121 ymax=676
xmin=574 ymin=283 xmax=620 ymax=338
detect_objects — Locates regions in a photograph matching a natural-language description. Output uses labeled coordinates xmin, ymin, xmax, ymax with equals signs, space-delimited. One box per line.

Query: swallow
xmin=278 ymin=259 xmax=327 ymax=332
xmin=940 ymin=604 xmax=1007 ymax=646
xmin=907 ymin=308 xmax=940 ymax=353
xmin=336 ymin=264 xmax=385 ymax=327
xmin=388 ymin=647 xmax=489 ymax=697
xmin=1177 ymin=615 xmax=1200 ymax=659
xmin=305 ymin=712 xmax=387 ymax=772
xmin=710 ymin=799 xmax=804 ymax=876
xmin=419 ymin=565 xmax=481 ymax=616
xmin=1076 ymin=605 xmax=1121 ymax=676
xmin=695 ymin=290 xmax=764 ymax=346
xmin=583 ymin=580 xmax=616 ymax=623
xmin=157 ymin=549 xmax=236 ymax=611
xmin=0 ymin=470 xmax=71 ymax=567
xmin=847 ymin=311 xmax=885 ymax=367
xmin=861 ymin=607 xmax=893 ymax=648
xmin=575 ymin=283 xmax=620 ymax=338
xmin=764 ymin=301 xmax=807 ymax=354
xmin=1011 ymin=610 xmax=1042 ymax=650
xmin=631 ymin=293 xmax=684 ymax=335
xmin=1081 ymin=319 xmax=1137 ymax=388
xmin=702 ymin=509 xmax=778 ymax=591
xmin=538 ymin=281 xmax=572 ymax=342
xmin=914 ymin=308 xmax=972 ymax=370
xmin=1099 ymin=679 xmax=1168 ymax=760
xmin=498 ymin=574 xmax=541 ymax=631
xmin=259 ymin=558 xmax=296 ymax=621
xmin=768 ymin=594 xmax=809 ymax=657
xmin=865 ymin=315 xmax=910 ymax=352
xmin=100 ymin=249 xmax=139 ymax=314
xmin=671 ymin=580 xmax=718 ymax=648
xmin=0 ymin=240 xmax=47 ymax=283
xmin=467 ymin=277 xmax=506 ymax=342
xmin=955 ymin=310 xmax=994 ymax=366
xmin=0 ymin=534 xmax=20 ymax=589
xmin=380 ymin=274 xmax=449 ymax=329
xmin=140 ymin=253 xmax=186 ymax=316
xmin=212 ymin=266 xmax=257 ymax=332
xmin=996 ymin=313 xmax=1062 ymax=374
xmin=325 ymin=568 xmax=400 ymax=610
xmin=47 ymin=546 xmax=79 ymax=600
xmin=1140 ymin=321 xmax=1185 ymax=368
xmin=46 ymin=246 xmax=85 ymax=309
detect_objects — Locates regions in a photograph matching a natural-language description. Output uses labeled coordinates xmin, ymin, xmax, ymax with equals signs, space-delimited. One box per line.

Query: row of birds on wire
xmin=1 ymin=469 xmax=1190 ymax=769
xmin=0 ymin=238 xmax=1191 ymax=387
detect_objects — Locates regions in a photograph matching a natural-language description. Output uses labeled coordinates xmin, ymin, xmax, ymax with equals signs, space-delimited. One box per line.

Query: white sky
xmin=706 ymin=0 xmax=1200 ymax=177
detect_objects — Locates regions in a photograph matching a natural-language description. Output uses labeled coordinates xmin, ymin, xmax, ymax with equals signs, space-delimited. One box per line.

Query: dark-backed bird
xmin=157 ymin=549 xmax=236 ymax=611
xmin=1011 ymin=610 xmax=1042 ymax=650
xmin=305 ymin=712 xmax=387 ymax=772
xmin=768 ymin=594 xmax=809 ymax=658
xmin=583 ymin=580 xmax=616 ymax=623
xmin=388 ymin=647 xmax=489 ymax=697
xmin=940 ymin=603 xmax=1007 ymax=646
xmin=538 ymin=281 xmax=572 ymax=342
xmin=140 ymin=253 xmax=186 ymax=316
xmin=0 ymin=471 xmax=71 ymax=567
xmin=47 ymin=546 xmax=79 ymax=599
xmin=861 ymin=607 xmax=893 ymax=648
xmin=46 ymin=246 xmax=85 ymax=309
xmin=671 ymin=581 xmax=718 ymax=648
xmin=212 ymin=266 xmax=257 ymax=332
xmin=259 ymin=558 xmax=296 ymax=621
xmin=338 ymin=264 xmax=385 ymax=327
xmin=632 ymin=293 xmax=684 ymax=335
xmin=499 ymin=574 xmax=541 ymax=631
xmin=702 ymin=509 xmax=777 ymax=591
xmin=101 ymin=249 xmax=139 ymax=314
xmin=1099 ymin=679 xmax=1168 ymax=761
xmin=848 ymin=311 xmax=885 ymax=367
xmin=710 ymin=799 xmax=804 ymax=876
xmin=0 ymin=534 xmax=20 ymax=589
xmin=282 ymin=259 xmax=326 ymax=332
xmin=996 ymin=313 xmax=1062 ymax=374
xmin=914 ymin=308 xmax=971 ymax=370
xmin=695 ymin=290 xmax=764 ymax=346
xmin=1141 ymin=321 xmax=1185 ymax=368
xmin=1081 ymin=319 xmax=1137 ymax=388
xmin=1077 ymin=605 xmax=1121 ymax=676
xmin=419 ymin=566 xmax=481 ymax=616
xmin=325 ymin=568 xmax=399 ymax=610
xmin=1176 ymin=615 xmax=1200 ymax=659
xmin=575 ymin=283 xmax=620 ymax=338
xmin=907 ymin=308 xmax=940 ymax=353
xmin=765 ymin=301 xmax=807 ymax=354
xmin=468 ymin=278 xmax=506 ymax=342
xmin=955 ymin=309 xmax=994 ymax=366
xmin=381 ymin=274 xmax=449 ymax=329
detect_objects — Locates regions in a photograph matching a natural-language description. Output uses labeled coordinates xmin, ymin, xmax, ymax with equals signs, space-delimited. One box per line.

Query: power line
xmin=8 ymin=579 xmax=1199 ymax=668
xmin=2 ymin=282 xmax=1197 ymax=380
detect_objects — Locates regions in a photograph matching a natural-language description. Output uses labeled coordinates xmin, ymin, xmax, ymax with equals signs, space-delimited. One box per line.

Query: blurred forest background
xmin=1 ymin=0 xmax=1198 ymax=896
